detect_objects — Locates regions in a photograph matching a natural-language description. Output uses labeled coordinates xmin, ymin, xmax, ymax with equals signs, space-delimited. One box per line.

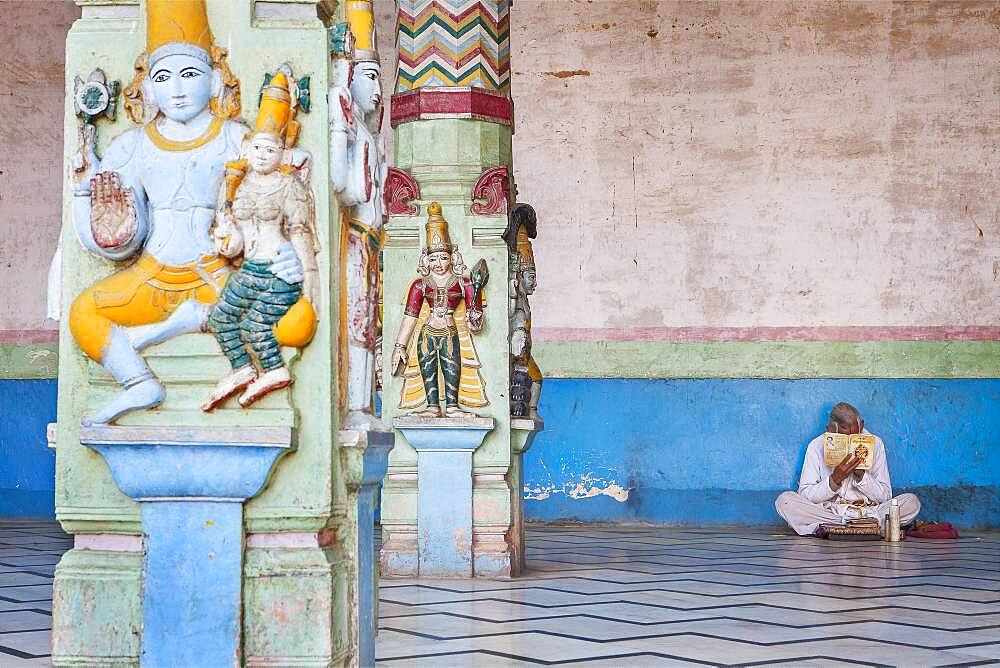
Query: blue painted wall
xmin=524 ymin=379 xmax=1000 ymax=528
xmin=0 ymin=380 xmax=57 ymax=518
xmin=3 ymin=378 xmax=999 ymax=528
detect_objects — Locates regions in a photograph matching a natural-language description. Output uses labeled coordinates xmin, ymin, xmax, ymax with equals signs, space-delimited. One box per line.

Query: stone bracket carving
xmin=384 ymin=167 xmax=420 ymax=216
xmin=470 ymin=166 xmax=510 ymax=216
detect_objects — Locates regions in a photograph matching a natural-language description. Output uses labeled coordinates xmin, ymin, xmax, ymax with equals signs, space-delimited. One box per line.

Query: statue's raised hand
xmin=72 ymin=123 xmax=99 ymax=194
xmin=90 ymin=172 xmax=138 ymax=249
xmin=328 ymin=84 xmax=356 ymax=139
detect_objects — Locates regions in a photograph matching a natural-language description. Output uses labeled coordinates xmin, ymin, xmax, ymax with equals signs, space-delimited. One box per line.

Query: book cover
xmin=823 ymin=433 xmax=874 ymax=470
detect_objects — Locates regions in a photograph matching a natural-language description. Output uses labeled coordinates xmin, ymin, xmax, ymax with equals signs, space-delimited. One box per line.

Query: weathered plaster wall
xmin=0 ymin=1 xmax=79 ymax=332
xmin=525 ymin=379 xmax=1000 ymax=528
xmin=503 ymin=0 xmax=1000 ymax=332
xmin=5 ymin=1 xmax=998 ymax=334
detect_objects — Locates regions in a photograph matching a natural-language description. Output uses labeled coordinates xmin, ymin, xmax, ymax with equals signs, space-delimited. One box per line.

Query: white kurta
xmin=797 ymin=429 xmax=892 ymax=519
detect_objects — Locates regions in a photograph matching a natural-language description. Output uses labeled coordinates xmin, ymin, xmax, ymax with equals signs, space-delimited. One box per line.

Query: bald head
xmin=827 ymin=402 xmax=863 ymax=434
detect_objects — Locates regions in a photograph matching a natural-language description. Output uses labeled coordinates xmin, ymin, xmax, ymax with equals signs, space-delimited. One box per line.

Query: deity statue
xmin=66 ymin=0 xmax=311 ymax=425
xmin=202 ymin=72 xmax=319 ymax=411
xmin=504 ymin=203 xmax=542 ymax=420
xmin=390 ymin=203 xmax=489 ymax=418
xmin=329 ymin=0 xmax=387 ymax=429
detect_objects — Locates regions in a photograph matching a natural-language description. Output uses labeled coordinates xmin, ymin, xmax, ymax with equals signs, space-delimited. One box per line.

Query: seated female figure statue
xmin=202 ymin=73 xmax=319 ymax=410
xmin=67 ymin=0 xmax=308 ymax=425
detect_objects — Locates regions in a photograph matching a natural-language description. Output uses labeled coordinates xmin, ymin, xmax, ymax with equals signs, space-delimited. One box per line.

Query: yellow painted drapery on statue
xmin=70 ymin=254 xmax=315 ymax=361
xmin=399 ymin=291 xmax=488 ymax=410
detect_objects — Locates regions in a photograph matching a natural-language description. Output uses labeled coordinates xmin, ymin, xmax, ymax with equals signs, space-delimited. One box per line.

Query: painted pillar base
xmin=510 ymin=417 xmax=543 ymax=576
xmin=79 ymin=425 xmax=292 ymax=666
xmin=390 ymin=416 xmax=494 ymax=577
xmin=339 ymin=428 xmax=394 ymax=668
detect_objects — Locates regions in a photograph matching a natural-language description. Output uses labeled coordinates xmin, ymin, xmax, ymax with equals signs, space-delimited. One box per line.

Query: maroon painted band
xmin=390 ymin=87 xmax=514 ymax=128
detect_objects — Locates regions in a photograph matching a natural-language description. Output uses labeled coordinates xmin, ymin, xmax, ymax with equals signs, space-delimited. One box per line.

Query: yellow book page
xmin=823 ymin=432 xmax=850 ymax=466
xmin=849 ymin=434 xmax=875 ymax=470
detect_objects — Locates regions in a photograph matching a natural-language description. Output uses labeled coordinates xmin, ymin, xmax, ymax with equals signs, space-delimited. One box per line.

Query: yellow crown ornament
xmin=345 ymin=0 xmax=379 ymax=63
xmin=147 ymin=0 xmax=213 ymax=65
xmin=254 ymin=72 xmax=299 ymax=148
xmin=424 ymin=202 xmax=453 ymax=254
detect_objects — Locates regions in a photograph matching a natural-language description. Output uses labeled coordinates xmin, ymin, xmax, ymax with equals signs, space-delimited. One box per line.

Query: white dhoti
xmin=775 ymin=491 xmax=921 ymax=536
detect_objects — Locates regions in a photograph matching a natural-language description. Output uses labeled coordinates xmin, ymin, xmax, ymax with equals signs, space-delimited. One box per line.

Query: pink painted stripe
xmin=246 ymin=529 xmax=336 ymax=549
xmin=532 ymin=326 xmax=1000 ymax=343
xmin=75 ymin=534 xmax=143 ymax=552
xmin=0 ymin=329 xmax=58 ymax=344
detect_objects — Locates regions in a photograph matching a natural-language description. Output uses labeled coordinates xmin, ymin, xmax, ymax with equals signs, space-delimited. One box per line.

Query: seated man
xmin=776 ymin=402 xmax=920 ymax=536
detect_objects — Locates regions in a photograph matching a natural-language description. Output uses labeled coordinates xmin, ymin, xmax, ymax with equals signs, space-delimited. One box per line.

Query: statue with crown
xmin=329 ymin=0 xmax=389 ymax=430
xmin=391 ymin=203 xmax=490 ymax=418
xmin=67 ymin=0 xmax=316 ymax=425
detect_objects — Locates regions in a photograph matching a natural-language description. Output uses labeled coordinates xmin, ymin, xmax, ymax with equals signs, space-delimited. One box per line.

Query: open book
xmin=823 ymin=433 xmax=875 ymax=470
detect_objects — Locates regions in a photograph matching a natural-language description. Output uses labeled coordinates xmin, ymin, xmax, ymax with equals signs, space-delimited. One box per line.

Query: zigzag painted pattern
xmin=396 ymin=0 xmax=511 ymax=93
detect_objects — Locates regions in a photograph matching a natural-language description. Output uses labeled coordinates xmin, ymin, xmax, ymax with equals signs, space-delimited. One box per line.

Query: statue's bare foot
xmin=411 ymin=406 xmax=442 ymax=418
xmin=82 ymin=378 xmax=165 ymax=426
xmin=238 ymin=366 xmax=291 ymax=408
xmin=202 ymin=365 xmax=257 ymax=412
xmin=444 ymin=405 xmax=473 ymax=418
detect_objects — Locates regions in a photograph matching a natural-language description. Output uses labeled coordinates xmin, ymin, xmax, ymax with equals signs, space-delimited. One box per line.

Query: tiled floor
xmin=377 ymin=527 xmax=1000 ymax=667
xmin=1 ymin=522 xmax=997 ymax=667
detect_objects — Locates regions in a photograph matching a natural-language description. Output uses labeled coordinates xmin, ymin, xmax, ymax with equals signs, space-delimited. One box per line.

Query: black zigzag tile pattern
xmin=377 ymin=526 xmax=1000 ymax=667
xmin=0 ymin=521 xmax=69 ymax=666
xmin=1 ymin=521 xmax=997 ymax=667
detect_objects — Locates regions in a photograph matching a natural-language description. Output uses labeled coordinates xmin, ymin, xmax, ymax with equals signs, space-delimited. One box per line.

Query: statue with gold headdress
xmin=504 ymin=203 xmax=542 ymax=419
xmin=329 ymin=0 xmax=388 ymax=428
xmin=390 ymin=203 xmax=489 ymax=418
xmin=201 ymin=71 xmax=319 ymax=410
xmin=66 ymin=0 xmax=310 ymax=425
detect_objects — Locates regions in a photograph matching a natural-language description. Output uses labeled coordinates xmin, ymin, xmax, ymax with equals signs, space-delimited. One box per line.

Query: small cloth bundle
xmin=908 ymin=521 xmax=959 ymax=539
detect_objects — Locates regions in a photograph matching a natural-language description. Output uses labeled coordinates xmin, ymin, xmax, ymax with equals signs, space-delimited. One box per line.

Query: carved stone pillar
xmin=51 ymin=1 xmax=388 ymax=664
xmin=381 ymin=0 xmax=530 ymax=578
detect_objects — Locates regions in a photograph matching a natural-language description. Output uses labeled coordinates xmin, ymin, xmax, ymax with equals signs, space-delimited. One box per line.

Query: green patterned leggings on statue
xmin=208 ymin=260 xmax=301 ymax=372
xmin=417 ymin=324 xmax=461 ymax=407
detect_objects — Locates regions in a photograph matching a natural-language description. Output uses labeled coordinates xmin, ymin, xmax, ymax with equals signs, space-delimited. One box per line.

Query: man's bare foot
xmin=202 ymin=365 xmax=257 ymax=412
xmin=238 ymin=366 xmax=292 ymax=408
xmin=410 ymin=405 xmax=443 ymax=418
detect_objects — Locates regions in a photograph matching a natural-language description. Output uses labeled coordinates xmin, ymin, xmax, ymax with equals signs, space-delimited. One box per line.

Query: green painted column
xmin=380 ymin=0 xmax=530 ymax=577
xmin=51 ymin=0 xmax=373 ymax=663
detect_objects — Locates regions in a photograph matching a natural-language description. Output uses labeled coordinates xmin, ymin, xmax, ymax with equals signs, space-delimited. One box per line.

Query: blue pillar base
xmin=340 ymin=428 xmax=394 ymax=667
xmin=80 ymin=425 xmax=293 ymax=666
xmin=393 ymin=417 xmax=493 ymax=578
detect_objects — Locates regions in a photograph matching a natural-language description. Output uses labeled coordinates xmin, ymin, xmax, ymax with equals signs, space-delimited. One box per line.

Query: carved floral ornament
xmin=470 ymin=165 xmax=511 ymax=215
xmin=383 ymin=167 xmax=421 ymax=216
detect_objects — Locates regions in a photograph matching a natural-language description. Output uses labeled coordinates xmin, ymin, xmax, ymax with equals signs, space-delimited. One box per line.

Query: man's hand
xmin=830 ymin=453 xmax=861 ymax=490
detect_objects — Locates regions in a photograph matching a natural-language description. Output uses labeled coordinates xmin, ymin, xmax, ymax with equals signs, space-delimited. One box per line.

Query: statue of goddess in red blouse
xmin=390 ymin=202 xmax=489 ymax=417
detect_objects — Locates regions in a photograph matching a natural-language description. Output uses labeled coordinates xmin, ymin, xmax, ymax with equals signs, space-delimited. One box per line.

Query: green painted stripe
xmin=1 ymin=340 xmax=997 ymax=380
xmin=0 ymin=343 xmax=59 ymax=380
xmin=534 ymin=340 xmax=1000 ymax=379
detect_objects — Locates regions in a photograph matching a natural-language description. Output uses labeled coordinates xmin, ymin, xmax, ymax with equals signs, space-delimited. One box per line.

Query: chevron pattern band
xmin=396 ymin=0 xmax=511 ymax=93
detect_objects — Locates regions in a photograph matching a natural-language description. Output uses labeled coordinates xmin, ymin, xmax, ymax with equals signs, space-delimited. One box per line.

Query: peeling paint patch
xmin=542 ymin=70 xmax=591 ymax=79
xmin=525 ymin=475 xmax=631 ymax=503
